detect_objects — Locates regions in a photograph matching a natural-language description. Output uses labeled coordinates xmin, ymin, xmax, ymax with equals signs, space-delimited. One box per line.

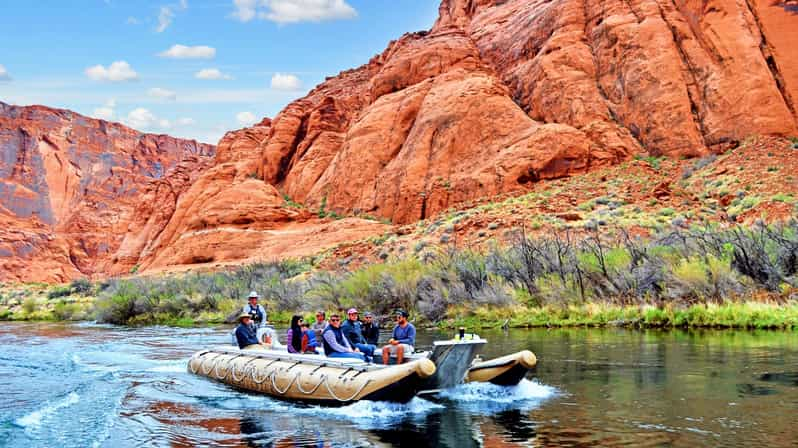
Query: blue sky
xmin=0 ymin=0 xmax=440 ymax=143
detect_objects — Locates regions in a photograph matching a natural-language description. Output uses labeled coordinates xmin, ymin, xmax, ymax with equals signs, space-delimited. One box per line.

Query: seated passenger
xmin=382 ymin=309 xmax=416 ymax=364
xmin=235 ymin=313 xmax=266 ymax=350
xmin=286 ymin=315 xmax=305 ymax=354
xmin=341 ymin=308 xmax=375 ymax=362
xmin=300 ymin=321 xmax=319 ymax=353
xmin=322 ymin=313 xmax=366 ymax=361
xmin=362 ymin=311 xmax=380 ymax=345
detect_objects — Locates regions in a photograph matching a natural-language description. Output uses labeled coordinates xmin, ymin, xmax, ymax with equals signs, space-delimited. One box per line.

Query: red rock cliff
xmin=223 ymin=0 xmax=796 ymax=225
xmin=0 ymin=102 xmax=215 ymax=282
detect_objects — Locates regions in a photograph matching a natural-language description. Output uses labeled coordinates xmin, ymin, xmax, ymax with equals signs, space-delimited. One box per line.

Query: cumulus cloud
xmin=92 ymin=99 xmax=117 ymax=121
xmin=0 ymin=65 xmax=10 ymax=81
xmin=126 ymin=16 xmax=140 ymax=25
xmin=158 ymin=44 xmax=216 ymax=59
xmin=85 ymin=61 xmax=139 ymax=82
xmin=176 ymin=117 xmax=195 ymax=126
xmin=148 ymin=87 xmax=177 ymax=101
xmin=231 ymin=0 xmax=257 ymax=22
xmin=195 ymin=68 xmax=233 ymax=80
xmin=231 ymin=0 xmax=357 ymax=24
xmin=236 ymin=111 xmax=258 ymax=126
xmin=124 ymin=108 xmax=171 ymax=130
xmin=156 ymin=6 xmax=174 ymax=32
xmin=270 ymin=73 xmax=301 ymax=91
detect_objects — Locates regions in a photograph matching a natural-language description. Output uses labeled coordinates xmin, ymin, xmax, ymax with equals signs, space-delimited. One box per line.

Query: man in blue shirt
xmin=234 ymin=313 xmax=265 ymax=349
xmin=381 ymin=309 xmax=416 ymax=364
xmin=340 ymin=308 xmax=376 ymax=362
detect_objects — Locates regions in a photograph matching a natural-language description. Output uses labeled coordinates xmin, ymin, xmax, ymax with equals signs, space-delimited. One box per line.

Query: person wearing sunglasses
xmin=321 ymin=313 xmax=366 ymax=361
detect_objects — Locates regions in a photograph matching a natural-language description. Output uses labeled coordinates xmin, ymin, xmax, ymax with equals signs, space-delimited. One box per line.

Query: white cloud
xmin=158 ymin=44 xmax=216 ymax=59
xmin=85 ymin=61 xmax=139 ymax=82
xmin=231 ymin=0 xmax=257 ymax=22
xmin=156 ymin=6 xmax=174 ymax=32
xmin=236 ymin=111 xmax=258 ymax=126
xmin=92 ymin=99 xmax=117 ymax=121
xmin=195 ymin=68 xmax=233 ymax=80
xmin=93 ymin=107 xmax=115 ymax=120
xmin=148 ymin=87 xmax=177 ymax=101
xmin=0 ymin=65 xmax=10 ymax=81
xmin=124 ymin=108 xmax=171 ymax=130
xmin=176 ymin=117 xmax=195 ymax=126
xmin=232 ymin=0 xmax=357 ymax=24
xmin=126 ymin=16 xmax=140 ymax=25
xmin=270 ymin=73 xmax=301 ymax=91
xmin=179 ymin=0 xmax=189 ymax=9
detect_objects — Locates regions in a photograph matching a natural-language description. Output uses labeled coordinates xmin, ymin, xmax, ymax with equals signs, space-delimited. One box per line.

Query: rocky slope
xmin=198 ymin=0 xmax=796 ymax=231
xmin=0 ymin=102 xmax=215 ymax=282
xmin=3 ymin=0 xmax=797 ymax=282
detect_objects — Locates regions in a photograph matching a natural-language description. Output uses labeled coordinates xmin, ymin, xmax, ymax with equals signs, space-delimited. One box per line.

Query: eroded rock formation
xmin=0 ymin=102 xmax=215 ymax=282
xmin=220 ymin=0 xmax=797 ymax=225
xmin=3 ymin=0 xmax=797 ymax=281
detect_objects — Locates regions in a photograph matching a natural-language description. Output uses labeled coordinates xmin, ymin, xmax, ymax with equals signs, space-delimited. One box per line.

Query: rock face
xmin=0 ymin=102 xmax=215 ymax=282
xmin=220 ymin=0 xmax=796 ymax=225
xmin=3 ymin=0 xmax=797 ymax=281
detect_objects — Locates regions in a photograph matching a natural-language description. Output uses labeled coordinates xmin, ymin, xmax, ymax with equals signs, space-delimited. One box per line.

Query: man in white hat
xmin=242 ymin=291 xmax=267 ymax=329
xmin=234 ymin=313 xmax=266 ymax=349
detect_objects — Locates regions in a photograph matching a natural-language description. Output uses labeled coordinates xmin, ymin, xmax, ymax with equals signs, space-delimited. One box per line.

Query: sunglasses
xmin=330 ymin=318 xmax=340 ymax=322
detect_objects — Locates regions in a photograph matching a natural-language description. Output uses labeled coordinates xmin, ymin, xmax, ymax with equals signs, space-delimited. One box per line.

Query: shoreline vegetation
xmin=1 ymin=219 xmax=797 ymax=330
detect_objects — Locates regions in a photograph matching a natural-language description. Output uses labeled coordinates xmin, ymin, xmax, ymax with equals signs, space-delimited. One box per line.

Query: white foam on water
xmin=146 ymin=360 xmax=187 ymax=373
xmin=437 ymin=379 xmax=558 ymax=413
xmin=289 ymin=397 xmax=443 ymax=428
xmin=15 ymin=392 xmax=80 ymax=429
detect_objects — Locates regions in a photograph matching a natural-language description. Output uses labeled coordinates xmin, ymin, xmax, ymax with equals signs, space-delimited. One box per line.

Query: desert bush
xmin=70 ymin=278 xmax=93 ymax=295
xmin=47 ymin=286 xmax=72 ymax=299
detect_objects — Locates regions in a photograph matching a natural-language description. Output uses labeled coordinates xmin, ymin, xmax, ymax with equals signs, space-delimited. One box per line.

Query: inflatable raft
xmin=188 ymin=347 xmax=436 ymax=406
xmin=465 ymin=350 xmax=537 ymax=386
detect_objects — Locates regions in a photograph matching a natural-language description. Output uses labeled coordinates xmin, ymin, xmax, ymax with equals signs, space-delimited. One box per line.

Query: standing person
xmin=362 ymin=311 xmax=380 ymax=345
xmin=243 ymin=291 xmax=267 ymax=328
xmin=340 ymin=308 xmax=375 ymax=362
xmin=234 ymin=314 xmax=266 ymax=350
xmin=286 ymin=315 xmax=305 ymax=354
xmin=321 ymin=313 xmax=365 ymax=361
xmin=382 ymin=310 xmax=416 ymax=364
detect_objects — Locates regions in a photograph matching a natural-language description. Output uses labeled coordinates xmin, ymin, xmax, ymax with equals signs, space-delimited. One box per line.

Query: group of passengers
xmin=233 ymin=291 xmax=416 ymax=364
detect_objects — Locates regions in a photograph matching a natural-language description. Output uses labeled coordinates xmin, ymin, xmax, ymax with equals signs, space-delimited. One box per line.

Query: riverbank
xmin=1 ymin=283 xmax=795 ymax=330
xmin=2 ymin=220 xmax=797 ymax=329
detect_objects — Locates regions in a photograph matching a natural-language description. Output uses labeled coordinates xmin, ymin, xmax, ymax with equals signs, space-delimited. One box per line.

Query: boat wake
xmin=438 ymin=379 xmax=558 ymax=413
xmin=304 ymin=397 xmax=443 ymax=425
xmin=15 ymin=392 xmax=80 ymax=429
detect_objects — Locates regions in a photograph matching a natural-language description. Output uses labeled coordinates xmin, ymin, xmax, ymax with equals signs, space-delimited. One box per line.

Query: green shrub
xmin=47 ymin=286 xmax=72 ymax=299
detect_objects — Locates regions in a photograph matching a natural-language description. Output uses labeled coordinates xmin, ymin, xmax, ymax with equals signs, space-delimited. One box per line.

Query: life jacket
xmin=321 ymin=325 xmax=347 ymax=356
xmin=245 ymin=304 xmax=264 ymax=325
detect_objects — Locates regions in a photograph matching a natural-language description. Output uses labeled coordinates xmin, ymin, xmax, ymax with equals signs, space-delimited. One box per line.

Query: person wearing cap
xmin=242 ymin=291 xmax=267 ymax=328
xmin=321 ymin=313 xmax=366 ymax=361
xmin=234 ymin=313 xmax=266 ymax=350
xmin=362 ymin=311 xmax=380 ymax=345
xmin=340 ymin=308 xmax=375 ymax=362
xmin=382 ymin=310 xmax=415 ymax=364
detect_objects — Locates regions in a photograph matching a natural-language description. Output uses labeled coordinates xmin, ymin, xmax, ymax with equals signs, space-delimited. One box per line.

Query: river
xmin=0 ymin=322 xmax=796 ymax=447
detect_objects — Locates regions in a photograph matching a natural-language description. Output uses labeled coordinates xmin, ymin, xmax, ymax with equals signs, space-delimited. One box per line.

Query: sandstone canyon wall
xmin=2 ymin=0 xmax=797 ymax=282
xmin=221 ymin=0 xmax=795 ymax=226
xmin=0 ymin=102 xmax=215 ymax=282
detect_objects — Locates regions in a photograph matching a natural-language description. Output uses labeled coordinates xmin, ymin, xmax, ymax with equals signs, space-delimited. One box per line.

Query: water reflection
xmin=1 ymin=323 xmax=797 ymax=447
